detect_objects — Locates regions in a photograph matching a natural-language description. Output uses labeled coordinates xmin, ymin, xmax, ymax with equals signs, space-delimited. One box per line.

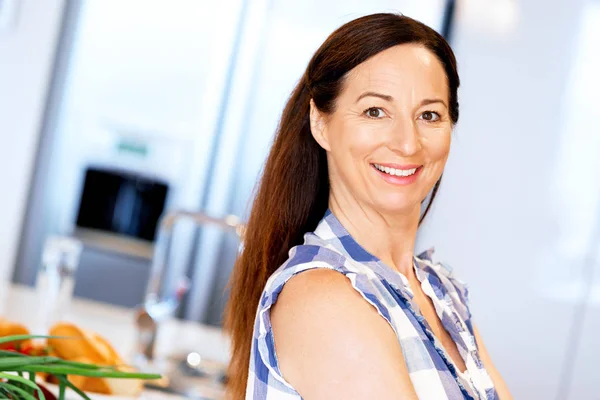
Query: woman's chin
xmin=370 ymin=197 xmax=421 ymax=216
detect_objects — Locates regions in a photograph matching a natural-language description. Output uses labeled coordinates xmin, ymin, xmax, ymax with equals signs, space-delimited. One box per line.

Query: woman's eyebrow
xmin=420 ymin=98 xmax=448 ymax=109
xmin=355 ymin=92 xmax=448 ymax=110
xmin=355 ymin=91 xmax=394 ymax=103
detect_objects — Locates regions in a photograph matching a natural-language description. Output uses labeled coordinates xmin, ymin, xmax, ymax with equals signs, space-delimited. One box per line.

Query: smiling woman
xmin=309 ymin=43 xmax=453 ymax=221
xmin=225 ymin=13 xmax=511 ymax=400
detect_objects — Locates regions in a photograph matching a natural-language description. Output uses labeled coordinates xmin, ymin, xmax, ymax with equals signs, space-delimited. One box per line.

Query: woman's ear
xmin=309 ymin=99 xmax=331 ymax=151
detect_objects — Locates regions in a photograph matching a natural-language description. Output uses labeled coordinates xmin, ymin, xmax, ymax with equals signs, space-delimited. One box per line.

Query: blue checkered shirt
xmin=246 ymin=210 xmax=497 ymax=399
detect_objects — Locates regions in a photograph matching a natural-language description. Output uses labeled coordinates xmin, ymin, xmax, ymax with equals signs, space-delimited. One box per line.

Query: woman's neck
xmin=328 ymin=193 xmax=421 ymax=278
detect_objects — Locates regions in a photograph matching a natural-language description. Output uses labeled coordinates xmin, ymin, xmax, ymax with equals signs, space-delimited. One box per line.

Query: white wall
xmin=0 ymin=0 xmax=65 ymax=283
xmin=418 ymin=0 xmax=595 ymax=398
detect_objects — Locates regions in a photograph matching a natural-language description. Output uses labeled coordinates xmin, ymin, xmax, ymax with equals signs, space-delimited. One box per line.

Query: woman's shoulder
xmin=259 ymin=238 xmax=390 ymax=321
xmin=266 ymin=243 xmax=344 ymax=281
xmin=268 ymin=266 xmax=419 ymax=399
xmin=263 ymin=232 xmax=370 ymax=291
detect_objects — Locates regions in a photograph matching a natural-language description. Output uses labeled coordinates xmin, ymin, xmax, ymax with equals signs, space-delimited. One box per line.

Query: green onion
xmin=55 ymin=375 xmax=91 ymax=400
xmin=0 ymin=334 xmax=161 ymax=399
xmin=0 ymin=372 xmax=45 ymax=400
xmin=0 ymin=381 xmax=38 ymax=400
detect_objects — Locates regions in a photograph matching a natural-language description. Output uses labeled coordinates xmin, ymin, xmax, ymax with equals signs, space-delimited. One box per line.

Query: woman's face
xmin=310 ymin=44 xmax=452 ymax=216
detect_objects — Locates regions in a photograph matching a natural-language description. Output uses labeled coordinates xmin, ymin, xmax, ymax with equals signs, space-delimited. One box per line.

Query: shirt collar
xmin=309 ymin=209 xmax=436 ymax=289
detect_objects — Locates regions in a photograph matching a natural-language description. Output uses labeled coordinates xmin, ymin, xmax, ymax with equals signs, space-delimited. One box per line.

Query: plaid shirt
xmin=246 ymin=210 xmax=497 ymax=399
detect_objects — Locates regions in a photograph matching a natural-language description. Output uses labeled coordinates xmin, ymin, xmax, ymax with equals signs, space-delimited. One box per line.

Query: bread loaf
xmin=48 ymin=323 xmax=143 ymax=396
xmin=0 ymin=318 xmax=30 ymax=350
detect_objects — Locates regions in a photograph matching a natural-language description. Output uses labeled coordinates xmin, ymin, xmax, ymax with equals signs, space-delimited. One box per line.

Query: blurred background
xmin=0 ymin=0 xmax=599 ymax=398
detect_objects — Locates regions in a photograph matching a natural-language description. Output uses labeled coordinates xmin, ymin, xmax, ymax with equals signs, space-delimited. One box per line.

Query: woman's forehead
xmin=341 ymin=44 xmax=449 ymax=101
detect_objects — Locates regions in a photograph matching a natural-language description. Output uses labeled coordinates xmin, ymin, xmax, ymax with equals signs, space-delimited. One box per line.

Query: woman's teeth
xmin=373 ymin=164 xmax=418 ymax=177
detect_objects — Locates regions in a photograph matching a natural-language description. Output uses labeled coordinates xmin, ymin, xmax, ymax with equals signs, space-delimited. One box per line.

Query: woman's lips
xmin=371 ymin=163 xmax=423 ymax=185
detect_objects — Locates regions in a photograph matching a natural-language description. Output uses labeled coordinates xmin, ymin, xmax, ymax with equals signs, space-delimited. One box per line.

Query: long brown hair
xmin=224 ymin=13 xmax=460 ymax=398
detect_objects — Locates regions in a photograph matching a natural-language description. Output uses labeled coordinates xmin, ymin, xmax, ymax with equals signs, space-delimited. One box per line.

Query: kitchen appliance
xmin=76 ymin=167 xmax=169 ymax=242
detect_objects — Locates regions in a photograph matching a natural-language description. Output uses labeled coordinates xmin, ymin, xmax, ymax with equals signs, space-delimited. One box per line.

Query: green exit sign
xmin=117 ymin=140 xmax=148 ymax=157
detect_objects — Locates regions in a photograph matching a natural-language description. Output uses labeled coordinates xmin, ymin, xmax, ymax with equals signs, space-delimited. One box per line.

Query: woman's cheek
xmin=421 ymin=128 xmax=451 ymax=160
xmin=344 ymin=127 xmax=384 ymax=154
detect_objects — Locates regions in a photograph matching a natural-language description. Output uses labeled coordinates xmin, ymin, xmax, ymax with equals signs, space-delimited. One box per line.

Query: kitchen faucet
xmin=134 ymin=209 xmax=244 ymax=363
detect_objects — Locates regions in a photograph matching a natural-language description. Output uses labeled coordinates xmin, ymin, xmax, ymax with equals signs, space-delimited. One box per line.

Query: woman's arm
xmin=473 ymin=324 xmax=513 ymax=400
xmin=271 ymin=268 xmax=419 ymax=400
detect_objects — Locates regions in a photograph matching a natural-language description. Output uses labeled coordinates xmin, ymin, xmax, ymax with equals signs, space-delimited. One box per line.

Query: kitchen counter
xmin=0 ymin=283 xmax=230 ymax=399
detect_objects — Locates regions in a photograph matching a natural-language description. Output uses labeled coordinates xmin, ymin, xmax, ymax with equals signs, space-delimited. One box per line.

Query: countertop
xmin=0 ymin=283 xmax=230 ymax=399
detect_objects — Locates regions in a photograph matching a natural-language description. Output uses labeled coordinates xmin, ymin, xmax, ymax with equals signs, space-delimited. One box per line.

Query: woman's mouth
xmin=372 ymin=163 xmax=418 ymax=176
xmin=371 ymin=163 xmax=423 ymax=185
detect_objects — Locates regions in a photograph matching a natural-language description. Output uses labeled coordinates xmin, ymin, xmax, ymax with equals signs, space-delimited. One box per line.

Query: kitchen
xmin=1 ymin=0 xmax=599 ymax=399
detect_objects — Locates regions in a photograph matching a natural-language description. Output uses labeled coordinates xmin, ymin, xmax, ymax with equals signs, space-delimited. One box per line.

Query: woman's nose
xmin=387 ymin=119 xmax=422 ymax=156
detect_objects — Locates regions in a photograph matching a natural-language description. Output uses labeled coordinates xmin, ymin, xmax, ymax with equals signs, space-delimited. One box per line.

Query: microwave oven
xmin=75 ymin=167 xmax=169 ymax=242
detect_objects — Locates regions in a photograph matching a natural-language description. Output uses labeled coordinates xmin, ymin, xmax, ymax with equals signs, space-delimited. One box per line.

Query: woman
xmin=225 ymin=13 xmax=512 ymax=400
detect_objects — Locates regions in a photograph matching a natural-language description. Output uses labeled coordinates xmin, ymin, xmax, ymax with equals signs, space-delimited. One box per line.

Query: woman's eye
xmin=364 ymin=107 xmax=386 ymax=119
xmin=420 ymin=111 xmax=441 ymax=122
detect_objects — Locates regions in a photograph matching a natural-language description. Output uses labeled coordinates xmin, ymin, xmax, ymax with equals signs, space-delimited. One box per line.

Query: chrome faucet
xmin=134 ymin=209 xmax=244 ymax=363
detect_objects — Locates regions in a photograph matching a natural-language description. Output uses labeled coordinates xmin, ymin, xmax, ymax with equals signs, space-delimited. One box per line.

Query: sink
xmin=142 ymin=353 xmax=227 ymax=399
